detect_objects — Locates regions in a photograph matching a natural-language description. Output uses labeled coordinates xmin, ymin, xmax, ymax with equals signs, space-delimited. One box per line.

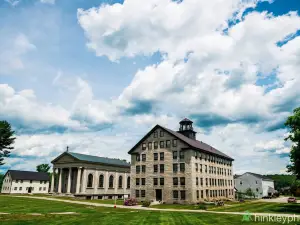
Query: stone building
xmin=128 ymin=118 xmax=235 ymax=204
xmin=51 ymin=151 xmax=131 ymax=199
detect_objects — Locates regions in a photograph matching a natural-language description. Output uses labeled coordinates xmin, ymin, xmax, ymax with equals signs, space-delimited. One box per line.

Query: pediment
xmin=52 ymin=153 xmax=79 ymax=164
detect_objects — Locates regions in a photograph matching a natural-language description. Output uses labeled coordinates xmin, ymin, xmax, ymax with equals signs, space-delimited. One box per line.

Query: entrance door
xmin=156 ymin=189 xmax=162 ymax=201
xmin=28 ymin=187 xmax=32 ymax=193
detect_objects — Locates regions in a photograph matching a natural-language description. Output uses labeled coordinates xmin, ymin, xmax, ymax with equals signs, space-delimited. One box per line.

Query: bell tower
xmin=177 ymin=118 xmax=197 ymax=140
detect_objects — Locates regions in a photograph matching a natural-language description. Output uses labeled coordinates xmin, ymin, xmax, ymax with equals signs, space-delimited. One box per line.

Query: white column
xmin=81 ymin=168 xmax=87 ymax=193
xmin=58 ymin=168 xmax=62 ymax=193
xmin=76 ymin=167 xmax=82 ymax=194
xmin=94 ymin=170 xmax=98 ymax=195
xmin=50 ymin=168 xmax=55 ymax=193
xmin=67 ymin=167 xmax=72 ymax=194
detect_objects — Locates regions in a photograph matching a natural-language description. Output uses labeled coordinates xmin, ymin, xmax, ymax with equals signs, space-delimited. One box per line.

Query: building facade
xmin=51 ymin=151 xmax=131 ymax=199
xmin=128 ymin=119 xmax=234 ymax=204
xmin=1 ymin=170 xmax=49 ymax=194
xmin=234 ymin=172 xmax=275 ymax=198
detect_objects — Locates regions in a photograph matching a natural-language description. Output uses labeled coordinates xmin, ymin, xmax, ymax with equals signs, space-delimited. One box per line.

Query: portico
xmin=51 ymin=151 xmax=131 ymax=199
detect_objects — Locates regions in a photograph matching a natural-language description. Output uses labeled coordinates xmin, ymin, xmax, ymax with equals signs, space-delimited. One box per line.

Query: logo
xmin=242 ymin=211 xmax=252 ymax=222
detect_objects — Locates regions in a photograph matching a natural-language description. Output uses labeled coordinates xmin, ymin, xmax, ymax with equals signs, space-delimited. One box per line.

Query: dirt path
xmin=10 ymin=195 xmax=300 ymax=217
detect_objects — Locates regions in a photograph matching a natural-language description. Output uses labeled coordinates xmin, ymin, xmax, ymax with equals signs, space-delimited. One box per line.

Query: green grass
xmin=208 ymin=201 xmax=300 ymax=215
xmin=0 ymin=195 xmax=294 ymax=225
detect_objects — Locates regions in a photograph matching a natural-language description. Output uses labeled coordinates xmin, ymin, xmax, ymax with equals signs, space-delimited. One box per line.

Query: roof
xmin=52 ymin=152 xmax=130 ymax=168
xmin=180 ymin=118 xmax=193 ymax=123
xmin=236 ymin=172 xmax=274 ymax=181
xmin=234 ymin=174 xmax=241 ymax=179
xmin=5 ymin=170 xmax=49 ymax=181
xmin=128 ymin=124 xmax=234 ymax=160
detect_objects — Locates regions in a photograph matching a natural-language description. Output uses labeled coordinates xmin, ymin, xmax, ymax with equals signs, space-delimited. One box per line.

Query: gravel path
xmin=11 ymin=196 xmax=300 ymax=217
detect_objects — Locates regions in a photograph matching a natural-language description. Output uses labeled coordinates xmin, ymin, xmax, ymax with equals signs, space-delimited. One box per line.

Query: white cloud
xmin=0 ymin=34 xmax=36 ymax=74
xmin=40 ymin=0 xmax=55 ymax=4
xmin=4 ymin=0 xmax=20 ymax=7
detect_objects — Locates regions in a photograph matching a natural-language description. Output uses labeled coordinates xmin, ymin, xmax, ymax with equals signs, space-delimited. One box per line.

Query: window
xmin=240 ymin=181 xmax=242 ymax=185
xmin=172 ymin=139 xmax=177 ymax=147
xmin=197 ymin=190 xmax=199 ymax=199
xmin=153 ymin=165 xmax=158 ymax=173
xmin=173 ymin=151 xmax=178 ymax=159
xmin=99 ymin=174 xmax=104 ymax=188
xmin=21 ymin=180 xmax=23 ymax=183
xmin=142 ymin=154 xmax=146 ymax=161
xmin=173 ymin=190 xmax=178 ymax=199
xmin=16 ymin=180 xmax=18 ymax=183
xmin=160 ymin=164 xmax=164 ymax=173
xmin=136 ymin=165 xmax=140 ymax=174
xmin=136 ymin=190 xmax=140 ymax=198
xmin=195 ymin=151 xmax=198 ymax=159
xmin=160 ymin=152 xmax=164 ymax=161
xmin=160 ymin=177 xmax=164 ymax=186
xmin=200 ymin=178 xmax=203 ymax=186
xmin=148 ymin=142 xmax=152 ymax=150
xmin=44 ymin=181 xmax=46 ymax=184
xmin=153 ymin=178 xmax=158 ymax=185
xmin=180 ymin=163 xmax=185 ymax=172
xmin=173 ymin=177 xmax=178 ymax=186
xmin=166 ymin=140 xmax=171 ymax=148
xmin=160 ymin=141 xmax=165 ymax=148
xmin=201 ymin=190 xmax=204 ymax=198
xmin=154 ymin=153 xmax=158 ymax=160
xmin=195 ymin=163 xmax=198 ymax=172
xmin=160 ymin=131 xmax=164 ymax=137
xmin=205 ymin=165 xmax=207 ymax=173
xmin=180 ymin=190 xmax=186 ymax=200
xmin=87 ymin=174 xmax=93 ymax=188
xmin=200 ymin=164 xmax=202 ymax=173
xmin=256 ymin=188 xmax=259 ymax=192
xmin=127 ymin=177 xmax=130 ymax=189
xmin=154 ymin=142 xmax=158 ymax=149
xmin=142 ymin=165 xmax=146 ymax=173
xmin=118 ymin=176 xmax=123 ymax=188
xmin=40 ymin=181 xmax=42 ymax=184
xmin=256 ymin=181 xmax=258 ymax=184
xmin=19 ymin=187 xmax=22 ymax=191
xmin=136 ymin=154 xmax=140 ymax=161
xmin=39 ymin=187 xmax=42 ymax=191
xmin=179 ymin=151 xmax=184 ymax=159
xmin=196 ymin=177 xmax=199 ymax=185
xmin=141 ymin=178 xmax=145 ymax=185
xmin=206 ymin=178 xmax=208 ymax=186
xmin=154 ymin=131 xmax=158 ymax=138
xmin=14 ymin=187 xmax=17 ymax=190
xmin=141 ymin=190 xmax=146 ymax=198
xmin=142 ymin=143 xmax=146 ymax=150
xmin=136 ymin=178 xmax=140 ymax=186
xmin=109 ymin=175 xmax=114 ymax=188
xmin=173 ymin=164 xmax=178 ymax=173
xmin=180 ymin=177 xmax=185 ymax=186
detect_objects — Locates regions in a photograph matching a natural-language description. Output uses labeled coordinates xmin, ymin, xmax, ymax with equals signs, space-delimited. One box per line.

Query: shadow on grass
xmin=269 ymin=204 xmax=300 ymax=214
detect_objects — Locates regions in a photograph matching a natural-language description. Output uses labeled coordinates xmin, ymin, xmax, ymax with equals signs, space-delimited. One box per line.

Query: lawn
xmin=0 ymin=195 xmax=291 ymax=225
xmin=208 ymin=201 xmax=300 ymax=215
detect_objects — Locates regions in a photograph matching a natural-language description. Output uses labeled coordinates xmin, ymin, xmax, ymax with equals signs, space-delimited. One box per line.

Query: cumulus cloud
xmin=0 ymin=34 xmax=36 ymax=74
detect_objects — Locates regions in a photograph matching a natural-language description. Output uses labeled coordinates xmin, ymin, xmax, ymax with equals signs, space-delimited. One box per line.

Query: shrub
xmin=124 ymin=198 xmax=138 ymax=206
xmin=142 ymin=200 xmax=151 ymax=207
xmin=198 ymin=204 xmax=207 ymax=210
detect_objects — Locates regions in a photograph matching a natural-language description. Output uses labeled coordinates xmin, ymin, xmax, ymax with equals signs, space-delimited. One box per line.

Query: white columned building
xmin=51 ymin=151 xmax=131 ymax=200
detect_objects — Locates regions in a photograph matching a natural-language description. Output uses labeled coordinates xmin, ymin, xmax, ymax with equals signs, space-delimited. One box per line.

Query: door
xmin=28 ymin=187 xmax=32 ymax=193
xmin=156 ymin=189 xmax=162 ymax=201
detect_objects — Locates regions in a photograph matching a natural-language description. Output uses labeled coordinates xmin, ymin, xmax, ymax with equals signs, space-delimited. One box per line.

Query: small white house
xmin=1 ymin=170 xmax=50 ymax=194
xmin=234 ymin=172 xmax=275 ymax=198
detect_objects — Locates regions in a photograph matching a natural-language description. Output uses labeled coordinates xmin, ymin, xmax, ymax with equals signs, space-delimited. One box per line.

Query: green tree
xmin=285 ymin=107 xmax=300 ymax=179
xmin=0 ymin=121 xmax=16 ymax=166
xmin=0 ymin=173 xmax=3 ymax=190
xmin=245 ymin=188 xmax=255 ymax=198
xmin=36 ymin=164 xmax=51 ymax=173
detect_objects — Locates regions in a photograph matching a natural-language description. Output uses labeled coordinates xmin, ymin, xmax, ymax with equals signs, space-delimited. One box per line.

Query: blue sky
xmin=0 ymin=0 xmax=300 ymax=174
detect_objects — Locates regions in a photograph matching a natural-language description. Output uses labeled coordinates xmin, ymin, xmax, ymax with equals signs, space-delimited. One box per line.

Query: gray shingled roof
xmin=7 ymin=170 xmax=49 ymax=181
xmin=247 ymin=172 xmax=273 ymax=181
xmin=67 ymin=152 xmax=130 ymax=168
xmin=128 ymin=124 xmax=233 ymax=160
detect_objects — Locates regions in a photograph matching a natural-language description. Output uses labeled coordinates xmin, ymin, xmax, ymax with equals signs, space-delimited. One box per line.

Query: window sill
xmin=108 ymin=188 xmax=114 ymax=189
xmin=98 ymin=187 xmax=104 ymax=189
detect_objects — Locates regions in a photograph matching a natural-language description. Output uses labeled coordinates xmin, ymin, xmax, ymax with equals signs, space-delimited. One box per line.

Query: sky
xmin=0 ymin=0 xmax=300 ymax=175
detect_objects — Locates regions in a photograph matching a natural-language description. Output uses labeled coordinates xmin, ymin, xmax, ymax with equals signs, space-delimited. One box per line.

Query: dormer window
xmin=154 ymin=131 xmax=158 ymax=138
